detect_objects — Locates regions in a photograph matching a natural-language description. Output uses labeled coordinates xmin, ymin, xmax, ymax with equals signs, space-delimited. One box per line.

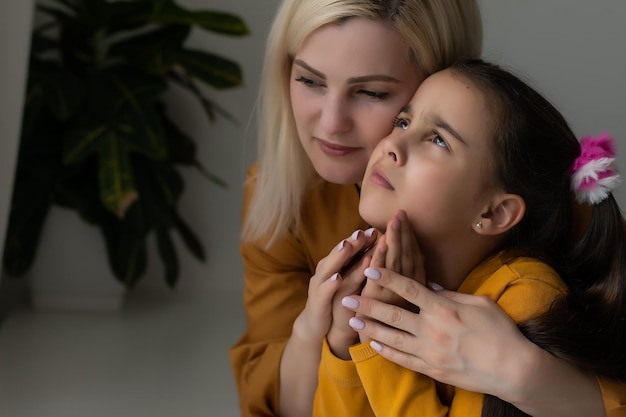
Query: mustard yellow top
xmin=229 ymin=164 xmax=626 ymax=417
xmin=313 ymin=252 xmax=567 ymax=416
xmin=229 ymin=164 xmax=368 ymax=416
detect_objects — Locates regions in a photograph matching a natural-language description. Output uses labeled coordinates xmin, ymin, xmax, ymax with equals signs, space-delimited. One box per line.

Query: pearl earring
xmin=475 ymin=221 xmax=483 ymax=229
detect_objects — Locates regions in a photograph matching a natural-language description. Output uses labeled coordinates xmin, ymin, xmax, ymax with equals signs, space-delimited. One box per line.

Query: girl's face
xmin=290 ymin=18 xmax=422 ymax=185
xmin=359 ymin=70 xmax=497 ymax=242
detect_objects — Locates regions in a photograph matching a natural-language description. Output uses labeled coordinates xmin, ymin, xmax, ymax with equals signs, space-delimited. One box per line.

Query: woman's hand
xmin=295 ymin=228 xmax=378 ymax=351
xmin=325 ymin=229 xmax=378 ymax=359
xmin=343 ymin=267 xmax=532 ymax=399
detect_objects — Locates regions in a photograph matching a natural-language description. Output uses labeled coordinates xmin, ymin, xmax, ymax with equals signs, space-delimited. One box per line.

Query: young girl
xmin=310 ymin=59 xmax=625 ymax=416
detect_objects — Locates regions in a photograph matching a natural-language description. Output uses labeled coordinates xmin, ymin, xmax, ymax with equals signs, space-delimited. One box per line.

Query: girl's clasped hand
xmin=308 ymin=209 xmax=427 ymax=360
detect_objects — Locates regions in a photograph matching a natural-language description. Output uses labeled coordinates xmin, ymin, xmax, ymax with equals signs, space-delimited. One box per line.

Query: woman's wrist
xmin=499 ymin=338 xmax=604 ymax=417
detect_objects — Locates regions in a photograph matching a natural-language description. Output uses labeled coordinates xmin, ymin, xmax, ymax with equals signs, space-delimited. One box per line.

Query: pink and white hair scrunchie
xmin=570 ymin=132 xmax=621 ymax=205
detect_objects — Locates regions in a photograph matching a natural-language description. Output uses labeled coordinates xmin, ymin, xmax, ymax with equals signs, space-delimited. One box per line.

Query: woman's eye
xmin=295 ymin=76 xmax=321 ymax=87
xmin=431 ymin=133 xmax=449 ymax=149
xmin=359 ymin=89 xmax=389 ymax=99
xmin=392 ymin=117 xmax=410 ymax=130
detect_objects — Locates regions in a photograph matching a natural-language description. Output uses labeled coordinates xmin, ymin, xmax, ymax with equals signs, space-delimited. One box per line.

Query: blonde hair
xmin=243 ymin=0 xmax=483 ymax=245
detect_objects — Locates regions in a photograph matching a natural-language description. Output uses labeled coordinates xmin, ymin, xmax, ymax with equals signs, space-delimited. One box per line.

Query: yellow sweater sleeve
xmin=313 ymin=338 xmax=375 ymax=417
xmin=597 ymin=377 xmax=626 ymax=416
xmin=351 ymin=343 xmax=450 ymax=417
xmin=229 ymin=164 xmax=368 ymax=417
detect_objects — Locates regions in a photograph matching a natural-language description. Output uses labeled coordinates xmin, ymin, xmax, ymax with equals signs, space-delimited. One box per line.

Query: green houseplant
xmin=3 ymin=0 xmax=249 ymax=288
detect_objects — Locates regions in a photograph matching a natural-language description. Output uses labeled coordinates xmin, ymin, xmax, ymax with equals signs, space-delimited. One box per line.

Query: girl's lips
xmin=315 ymin=138 xmax=360 ymax=157
xmin=369 ymin=166 xmax=394 ymax=190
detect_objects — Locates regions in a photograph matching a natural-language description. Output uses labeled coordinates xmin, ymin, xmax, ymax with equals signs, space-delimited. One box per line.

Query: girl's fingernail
xmin=349 ymin=317 xmax=365 ymax=330
xmin=350 ymin=230 xmax=362 ymax=241
xmin=370 ymin=341 xmax=383 ymax=352
xmin=397 ymin=210 xmax=406 ymax=221
xmin=337 ymin=240 xmax=345 ymax=251
xmin=427 ymin=281 xmax=444 ymax=291
xmin=330 ymin=273 xmax=339 ymax=282
xmin=364 ymin=227 xmax=376 ymax=237
xmin=342 ymin=296 xmax=359 ymax=309
xmin=364 ymin=267 xmax=381 ymax=280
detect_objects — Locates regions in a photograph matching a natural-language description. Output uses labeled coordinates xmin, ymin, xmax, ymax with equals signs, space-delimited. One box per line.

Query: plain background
xmin=1 ymin=0 xmax=625 ymax=297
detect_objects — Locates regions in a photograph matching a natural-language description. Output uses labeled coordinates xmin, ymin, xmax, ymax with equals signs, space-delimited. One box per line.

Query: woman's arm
xmin=280 ymin=230 xmax=376 ymax=417
xmin=344 ymin=268 xmax=607 ymax=417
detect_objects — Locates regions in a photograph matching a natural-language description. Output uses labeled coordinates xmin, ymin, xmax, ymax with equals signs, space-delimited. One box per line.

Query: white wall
xmin=480 ymin=0 xmax=626 ymax=209
xmin=0 ymin=1 xmax=34 ymax=278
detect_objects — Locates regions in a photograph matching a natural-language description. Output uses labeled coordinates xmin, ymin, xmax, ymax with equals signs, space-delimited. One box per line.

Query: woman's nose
xmin=320 ymin=96 xmax=352 ymax=134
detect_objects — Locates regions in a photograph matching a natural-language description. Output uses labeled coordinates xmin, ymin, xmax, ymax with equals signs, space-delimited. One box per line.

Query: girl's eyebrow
xmin=426 ymin=114 xmax=467 ymax=146
xmin=293 ymin=59 xmax=400 ymax=84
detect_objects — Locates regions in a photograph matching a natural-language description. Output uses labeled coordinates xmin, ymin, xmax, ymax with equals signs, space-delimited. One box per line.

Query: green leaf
xmin=173 ymin=212 xmax=205 ymax=261
xmin=171 ymin=48 xmax=243 ymax=89
xmin=112 ymin=228 xmax=148 ymax=287
xmin=98 ymin=134 xmax=138 ymax=218
xmin=156 ymin=228 xmax=179 ymax=287
xmin=157 ymin=106 xmax=197 ymax=165
xmin=28 ymin=59 xmax=84 ymax=122
xmin=2 ymin=182 xmax=52 ymax=277
xmin=147 ymin=0 xmax=249 ymax=36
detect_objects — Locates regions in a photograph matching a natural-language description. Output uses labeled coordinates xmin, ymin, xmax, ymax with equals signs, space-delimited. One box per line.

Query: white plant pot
xmin=27 ymin=206 xmax=125 ymax=311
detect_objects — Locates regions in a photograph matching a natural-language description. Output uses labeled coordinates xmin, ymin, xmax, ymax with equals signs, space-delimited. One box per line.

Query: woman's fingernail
xmin=364 ymin=267 xmax=381 ymax=280
xmin=342 ymin=296 xmax=359 ymax=309
xmin=370 ymin=341 xmax=383 ymax=352
xmin=427 ymin=281 xmax=444 ymax=291
xmin=337 ymin=240 xmax=345 ymax=251
xmin=396 ymin=210 xmax=406 ymax=221
xmin=364 ymin=227 xmax=376 ymax=238
xmin=330 ymin=273 xmax=339 ymax=282
xmin=350 ymin=230 xmax=362 ymax=241
xmin=349 ymin=317 xmax=365 ymax=330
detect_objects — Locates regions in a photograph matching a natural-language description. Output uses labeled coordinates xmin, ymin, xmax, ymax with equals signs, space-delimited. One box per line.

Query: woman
xmin=228 ymin=0 xmax=624 ymax=416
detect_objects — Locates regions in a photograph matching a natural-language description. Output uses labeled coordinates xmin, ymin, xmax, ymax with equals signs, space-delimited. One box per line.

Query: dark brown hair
xmin=449 ymin=59 xmax=626 ymax=417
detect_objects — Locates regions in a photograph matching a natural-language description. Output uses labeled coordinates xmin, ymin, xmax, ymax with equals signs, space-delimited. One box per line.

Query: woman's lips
xmin=369 ymin=166 xmax=394 ymax=190
xmin=316 ymin=138 xmax=360 ymax=157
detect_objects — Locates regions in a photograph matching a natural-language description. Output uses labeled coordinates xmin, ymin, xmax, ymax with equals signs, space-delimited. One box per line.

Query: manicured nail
xmin=337 ymin=240 xmax=345 ymax=251
xmin=370 ymin=341 xmax=383 ymax=352
xmin=364 ymin=227 xmax=376 ymax=238
xmin=342 ymin=296 xmax=359 ymax=309
xmin=349 ymin=317 xmax=365 ymax=330
xmin=364 ymin=267 xmax=381 ymax=280
xmin=330 ymin=273 xmax=339 ymax=282
xmin=350 ymin=230 xmax=361 ymax=241
xmin=427 ymin=281 xmax=444 ymax=291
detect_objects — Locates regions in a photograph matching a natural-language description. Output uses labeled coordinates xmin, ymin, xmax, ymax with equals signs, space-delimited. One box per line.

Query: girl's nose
xmin=382 ymin=134 xmax=405 ymax=165
xmin=320 ymin=96 xmax=352 ymax=135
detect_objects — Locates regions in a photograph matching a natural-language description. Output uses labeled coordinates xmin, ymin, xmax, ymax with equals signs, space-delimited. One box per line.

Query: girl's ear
xmin=476 ymin=194 xmax=525 ymax=236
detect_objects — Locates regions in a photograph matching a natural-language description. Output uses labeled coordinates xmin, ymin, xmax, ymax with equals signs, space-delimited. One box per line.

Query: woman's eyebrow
xmin=293 ymin=59 xmax=400 ymax=84
xmin=293 ymin=59 xmax=325 ymax=79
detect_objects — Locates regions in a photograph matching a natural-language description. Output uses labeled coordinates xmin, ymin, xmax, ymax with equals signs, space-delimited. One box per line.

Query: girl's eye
xmin=295 ymin=76 xmax=321 ymax=88
xmin=431 ymin=132 xmax=449 ymax=150
xmin=392 ymin=117 xmax=410 ymax=130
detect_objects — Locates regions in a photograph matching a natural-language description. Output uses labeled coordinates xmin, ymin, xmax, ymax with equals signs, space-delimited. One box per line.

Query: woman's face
xmin=359 ymin=70 xmax=496 ymax=242
xmin=290 ymin=18 xmax=422 ymax=185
